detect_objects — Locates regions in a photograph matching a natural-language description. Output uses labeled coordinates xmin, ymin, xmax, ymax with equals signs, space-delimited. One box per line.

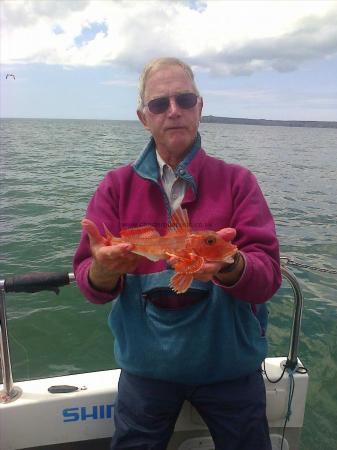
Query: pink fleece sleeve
xmin=73 ymin=173 xmax=123 ymax=304
xmin=214 ymin=167 xmax=281 ymax=303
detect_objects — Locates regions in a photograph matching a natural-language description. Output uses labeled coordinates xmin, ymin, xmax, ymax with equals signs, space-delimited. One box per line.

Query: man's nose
xmin=167 ymin=97 xmax=181 ymax=116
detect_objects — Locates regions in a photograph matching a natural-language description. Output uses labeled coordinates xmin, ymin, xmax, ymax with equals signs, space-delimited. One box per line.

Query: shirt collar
xmin=133 ymin=132 xmax=202 ymax=188
xmin=156 ymin=150 xmax=175 ymax=179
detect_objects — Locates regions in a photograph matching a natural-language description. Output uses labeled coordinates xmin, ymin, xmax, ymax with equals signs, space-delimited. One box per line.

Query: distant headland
xmin=201 ymin=115 xmax=337 ymax=129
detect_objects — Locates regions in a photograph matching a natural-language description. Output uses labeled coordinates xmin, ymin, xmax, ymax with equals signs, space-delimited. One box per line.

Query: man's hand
xmin=193 ymin=252 xmax=244 ymax=286
xmin=82 ymin=219 xmax=141 ymax=292
xmin=168 ymin=226 xmax=244 ymax=287
xmin=193 ymin=227 xmax=244 ymax=285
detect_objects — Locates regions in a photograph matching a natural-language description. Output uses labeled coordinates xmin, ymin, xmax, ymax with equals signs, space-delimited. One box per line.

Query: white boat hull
xmin=0 ymin=357 xmax=308 ymax=450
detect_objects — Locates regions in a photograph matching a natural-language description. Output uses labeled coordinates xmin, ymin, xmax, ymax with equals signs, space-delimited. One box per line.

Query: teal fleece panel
xmin=108 ymin=271 xmax=268 ymax=384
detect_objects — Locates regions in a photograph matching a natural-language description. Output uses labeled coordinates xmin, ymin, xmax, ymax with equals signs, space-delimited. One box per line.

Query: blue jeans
xmin=111 ymin=369 xmax=271 ymax=450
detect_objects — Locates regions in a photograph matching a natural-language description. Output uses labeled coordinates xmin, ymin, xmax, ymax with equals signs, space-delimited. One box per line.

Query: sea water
xmin=1 ymin=118 xmax=336 ymax=450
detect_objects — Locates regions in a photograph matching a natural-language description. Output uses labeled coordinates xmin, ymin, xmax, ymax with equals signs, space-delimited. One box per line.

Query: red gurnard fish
xmin=81 ymin=208 xmax=237 ymax=294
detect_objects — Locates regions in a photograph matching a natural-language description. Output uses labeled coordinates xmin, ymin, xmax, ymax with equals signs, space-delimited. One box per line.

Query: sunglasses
xmin=144 ymin=92 xmax=199 ymax=114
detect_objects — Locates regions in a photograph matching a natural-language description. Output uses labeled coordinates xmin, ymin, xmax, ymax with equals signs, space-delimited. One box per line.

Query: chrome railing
xmin=280 ymin=263 xmax=304 ymax=370
xmin=1 ymin=265 xmax=303 ymax=403
xmin=0 ymin=272 xmax=75 ymax=403
xmin=0 ymin=287 xmax=18 ymax=402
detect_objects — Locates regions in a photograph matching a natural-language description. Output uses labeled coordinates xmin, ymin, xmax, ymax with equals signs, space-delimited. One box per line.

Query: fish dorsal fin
xmin=120 ymin=225 xmax=160 ymax=239
xmin=168 ymin=207 xmax=190 ymax=233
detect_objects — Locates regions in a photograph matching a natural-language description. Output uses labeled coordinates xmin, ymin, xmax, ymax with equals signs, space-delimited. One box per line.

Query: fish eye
xmin=205 ymin=236 xmax=216 ymax=245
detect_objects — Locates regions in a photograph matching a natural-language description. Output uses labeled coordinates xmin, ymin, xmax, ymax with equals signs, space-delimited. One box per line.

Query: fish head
xmin=188 ymin=231 xmax=237 ymax=261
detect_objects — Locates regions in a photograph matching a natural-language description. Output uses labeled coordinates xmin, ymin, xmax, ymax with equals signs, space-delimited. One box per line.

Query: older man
xmin=74 ymin=57 xmax=281 ymax=450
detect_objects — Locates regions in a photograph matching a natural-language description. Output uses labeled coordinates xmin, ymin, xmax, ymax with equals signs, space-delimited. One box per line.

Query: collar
xmin=155 ymin=150 xmax=170 ymax=179
xmin=133 ymin=133 xmax=202 ymax=192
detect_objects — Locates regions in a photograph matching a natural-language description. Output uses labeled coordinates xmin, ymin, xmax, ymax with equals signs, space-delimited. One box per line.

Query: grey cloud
xmin=102 ymin=6 xmax=187 ymax=71
xmin=100 ymin=5 xmax=337 ymax=78
xmin=2 ymin=0 xmax=337 ymax=77
xmin=193 ymin=8 xmax=337 ymax=76
xmin=1 ymin=0 xmax=90 ymax=27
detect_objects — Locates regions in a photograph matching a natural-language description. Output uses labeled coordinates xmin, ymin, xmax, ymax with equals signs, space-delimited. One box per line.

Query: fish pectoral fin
xmin=172 ymin=253 xmax=204 ymax=273
xmin=170 ymin=273 xmax=194 ymax=294
xmin=120 ymin=225 xmax=160 ymax=239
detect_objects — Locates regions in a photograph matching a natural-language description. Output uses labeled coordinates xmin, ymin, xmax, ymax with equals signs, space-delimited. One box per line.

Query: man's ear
xmin=137 ymin=109 xmax=149 ymax=130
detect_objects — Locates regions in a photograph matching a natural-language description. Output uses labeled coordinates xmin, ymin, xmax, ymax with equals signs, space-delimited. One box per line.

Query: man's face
xmin=137 ymin=65 xmax=203 ymax=161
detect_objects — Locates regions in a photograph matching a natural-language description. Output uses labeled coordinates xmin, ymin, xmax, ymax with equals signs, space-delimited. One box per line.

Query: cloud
xmin=203 ymin=88 xmax=268 ymax=100
xmin=203 ymin=85 xmax=337 ymax=109
xmin=100 ymin=79 xmax=137 ymax=87
xmin=1 ymin=0 xmax=337 ymax=76
xmin=1 ymin=0 xmax=90 ymax=27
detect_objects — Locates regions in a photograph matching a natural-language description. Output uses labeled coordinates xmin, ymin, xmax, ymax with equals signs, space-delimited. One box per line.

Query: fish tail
xmin=81 ymin=219 xmax=119 ymax=246
xmin=81 ymin=218 xmax=105 ymax=244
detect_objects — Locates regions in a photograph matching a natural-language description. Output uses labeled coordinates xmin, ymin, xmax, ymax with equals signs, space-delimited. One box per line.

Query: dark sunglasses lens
xmin=147 ymin=93 xmax=198 ymax=114
xmin=176 ymin=93 xmax=198 ymax=109
xmin=148 ymin=97 xmax=170 ymax=114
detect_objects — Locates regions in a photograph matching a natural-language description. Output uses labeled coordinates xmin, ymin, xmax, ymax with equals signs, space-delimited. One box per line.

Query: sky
xmin=1 ymin=0 xmax=337 ymax=121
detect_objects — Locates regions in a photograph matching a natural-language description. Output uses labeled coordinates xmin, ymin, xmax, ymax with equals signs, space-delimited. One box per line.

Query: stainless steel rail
xmin=0 ymin=287 xmax=20 ymax=402
xmin=280 ymin=264 xmax=304 ymax=370
xmin=0 ymin=273 xmax=75 ymax=403
xmin=0 ymin=266 xmax=303 ymax=403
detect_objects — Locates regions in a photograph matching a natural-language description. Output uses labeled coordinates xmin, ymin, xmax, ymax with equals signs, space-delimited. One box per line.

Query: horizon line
xmin=1 ymin=115 xmax=336 ymax=124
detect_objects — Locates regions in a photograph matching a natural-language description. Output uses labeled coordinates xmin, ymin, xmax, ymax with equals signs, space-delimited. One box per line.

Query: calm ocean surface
xmin=1 ymin=118 xmax=336 ymax=449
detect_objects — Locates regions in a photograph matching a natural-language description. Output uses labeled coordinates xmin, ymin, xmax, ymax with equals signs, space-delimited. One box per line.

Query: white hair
xmin=137 ymin=57 xmax=200 ymax=111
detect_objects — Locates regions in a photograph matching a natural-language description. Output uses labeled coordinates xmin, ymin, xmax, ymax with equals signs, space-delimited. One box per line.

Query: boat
xmin=0 ymin=260 xmax=308 ymax=450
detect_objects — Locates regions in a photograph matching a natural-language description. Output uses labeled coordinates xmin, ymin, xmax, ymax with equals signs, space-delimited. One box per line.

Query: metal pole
xmin=280 ymin=265 xmax=304 ymax=370
xmin=0 ymin=272 xmax=75 ymax=403
xmin=0 ymin=285 xmax=21 ymax=402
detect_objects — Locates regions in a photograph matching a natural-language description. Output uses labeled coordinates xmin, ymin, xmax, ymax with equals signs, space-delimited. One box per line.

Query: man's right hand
xmin=82 ymin=219 xmax=141 ymax=292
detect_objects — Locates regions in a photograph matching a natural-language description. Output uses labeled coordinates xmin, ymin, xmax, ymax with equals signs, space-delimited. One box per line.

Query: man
xmin=73 ymin=57 xmax=281 ymax=450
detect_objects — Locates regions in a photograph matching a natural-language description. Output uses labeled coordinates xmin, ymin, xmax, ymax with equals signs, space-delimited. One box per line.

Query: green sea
xmin=1 ymin=118 xmax=337 ymax=449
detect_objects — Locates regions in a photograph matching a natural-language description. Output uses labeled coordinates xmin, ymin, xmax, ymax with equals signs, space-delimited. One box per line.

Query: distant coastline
xmin=201 ymin=115 xmax=337 ymax=129
xmin=2 ymin=116 xmax=336 ymax=129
